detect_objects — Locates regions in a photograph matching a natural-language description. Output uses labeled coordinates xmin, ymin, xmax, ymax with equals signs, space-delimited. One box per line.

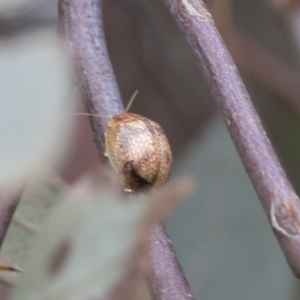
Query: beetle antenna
xmin=71 ymin=113 xmax=112 ymax=119
xmin=125 ymin=90 xmax=139 ymax=112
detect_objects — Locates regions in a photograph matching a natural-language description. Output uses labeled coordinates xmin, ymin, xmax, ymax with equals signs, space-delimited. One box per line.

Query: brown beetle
xmin=105 ymin=112 xmax=172 ymax=192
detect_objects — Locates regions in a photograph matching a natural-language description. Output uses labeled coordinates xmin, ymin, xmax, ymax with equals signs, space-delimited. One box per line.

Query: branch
xmin=58 ymin=0 xmax=124 ymax=161
xmin=58 ymin=0 xmax=196 ymax=298
xmin=163 ymin=0 xmax=300 ymax=277
xmin=147 ymin=223 xmax=196 ymax=300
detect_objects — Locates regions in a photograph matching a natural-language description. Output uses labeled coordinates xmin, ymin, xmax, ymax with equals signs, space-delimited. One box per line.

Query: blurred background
xmin=1 ymin=0 xmax=300 ymax=299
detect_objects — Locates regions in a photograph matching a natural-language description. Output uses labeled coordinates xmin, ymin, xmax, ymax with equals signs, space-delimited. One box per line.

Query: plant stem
xmin=58 ymin=0 xmax=196 ymax=297
xmin=163 ymin=0 xmax=300 ymax=277
xmin=58 ymin=0 xmax=124 ymax=162
xmin=147 ymin=223 xmax=196 ymax=300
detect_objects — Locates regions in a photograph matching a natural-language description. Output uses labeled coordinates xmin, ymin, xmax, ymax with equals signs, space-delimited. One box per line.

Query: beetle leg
xmin=122 ymin=161 xmax=152 ymax=192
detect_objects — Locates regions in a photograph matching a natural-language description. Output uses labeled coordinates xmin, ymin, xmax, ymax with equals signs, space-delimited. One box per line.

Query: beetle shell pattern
xmin=105 ymin=113 xmax=172 ymax=192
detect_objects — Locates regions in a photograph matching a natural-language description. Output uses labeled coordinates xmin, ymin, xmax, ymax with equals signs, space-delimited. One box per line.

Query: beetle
xmin=105 ymin=111 xmax=173 ymax=192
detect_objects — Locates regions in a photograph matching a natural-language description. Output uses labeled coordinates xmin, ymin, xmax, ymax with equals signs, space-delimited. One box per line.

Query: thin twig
xmin=58 ymin=0 xmax=196 ymax=298
xmin=231 ymin=29 xmax=300 ymax=114
xmin=163 ymin=0 xmax=300 ymax=277
xmin=0 ymin=187 xmax=22 ymax=249
xmin=210 ymin=0 xmax=300 ymax=115
xmin=0 ymin=0 xmax=57 ymax=38
xmin=13 ymin=215 xmax=38 ymax=235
